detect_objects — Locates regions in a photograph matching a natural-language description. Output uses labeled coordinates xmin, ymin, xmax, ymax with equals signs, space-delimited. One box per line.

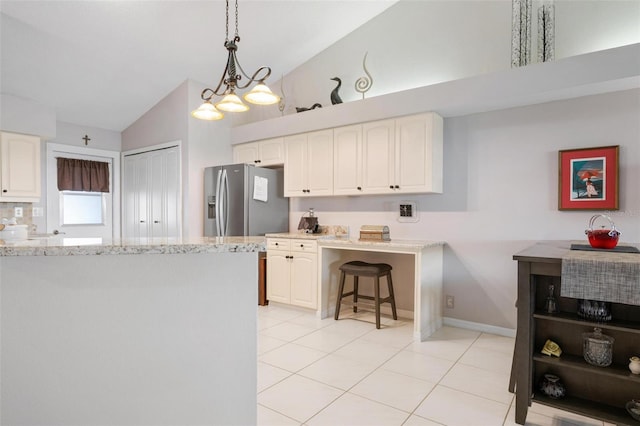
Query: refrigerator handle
xmin=215 ymin=169 xmax=223 ymax=236
xmin=223 ymin=169 xmax=230 ymax=237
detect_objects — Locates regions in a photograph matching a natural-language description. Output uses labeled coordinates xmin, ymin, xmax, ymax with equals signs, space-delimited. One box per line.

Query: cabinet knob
xmin=389 ymin=185 xmax=394 ymax=189
xmin=275 ymin=242 xmax=279 ymax=246
xmin=154 ymin=220 xmax=160 ymax=224
xmin=394 ymin=185 xmax=400 ymax=189
xmin=2 ymin=189 xmax=6 ymax=193
xmin=300 ymin=244 xmax=304 ymax=248
xmin=140 ymin=220 xmax=146 ymax=223
xmin=357 ymin=186 xmax=362 ymax=190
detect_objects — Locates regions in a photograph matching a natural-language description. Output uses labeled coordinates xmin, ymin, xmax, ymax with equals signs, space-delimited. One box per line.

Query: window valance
xmin=57 ymin=158 xmax=110 ymax=193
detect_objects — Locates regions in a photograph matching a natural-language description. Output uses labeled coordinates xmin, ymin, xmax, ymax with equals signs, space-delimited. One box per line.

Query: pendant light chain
xmin=234 ymin=0 xmax=239 ymax=39
xmin=224 ymin=0 xmax=229 ymax=42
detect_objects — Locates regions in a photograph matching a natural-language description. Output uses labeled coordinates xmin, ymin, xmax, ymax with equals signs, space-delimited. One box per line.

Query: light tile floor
xmin=257 ymin=304 xmax=614 ymax=426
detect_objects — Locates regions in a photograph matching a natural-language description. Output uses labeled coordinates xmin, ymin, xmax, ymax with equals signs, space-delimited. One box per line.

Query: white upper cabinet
xmin=333 ymin=124 xmax=363 ymax=195
xmin=233 ymin=137 xmax=284 ymax=167
xmin=394 ymin=113 xmax=443 ymax=194
xmin=0 ymin=131 xmax=41 ymax=202
xmin=334 ymin=113 xmax=443 ymax=195
xmin=284 ymin=130 xmax=333 ymax=197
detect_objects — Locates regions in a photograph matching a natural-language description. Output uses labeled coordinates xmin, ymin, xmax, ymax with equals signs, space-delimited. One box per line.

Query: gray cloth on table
xmin=561 ymin=250 xmax=640 ymax=306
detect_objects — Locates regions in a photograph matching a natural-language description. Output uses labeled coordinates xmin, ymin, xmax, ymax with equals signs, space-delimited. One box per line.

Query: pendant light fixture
xmin=191 ymin=0 xmax=280 ymax=121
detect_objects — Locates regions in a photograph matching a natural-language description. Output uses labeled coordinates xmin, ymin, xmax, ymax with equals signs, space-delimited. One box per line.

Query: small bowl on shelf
xmin=626 ymin=400 xmax=640 ymax=421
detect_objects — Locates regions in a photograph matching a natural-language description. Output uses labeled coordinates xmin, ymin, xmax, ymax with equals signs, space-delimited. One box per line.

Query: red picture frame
xmin=558 ymin=145 xmax=619 ymax=210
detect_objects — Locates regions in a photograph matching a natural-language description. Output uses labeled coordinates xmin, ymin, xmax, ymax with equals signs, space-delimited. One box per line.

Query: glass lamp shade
xmin=215 ymin=92 xmax=249 ymax=112
xmin=191 ymin=101 xmax=224 ymax=121
xmin=243 ymin=83 xmax=280 ymax=105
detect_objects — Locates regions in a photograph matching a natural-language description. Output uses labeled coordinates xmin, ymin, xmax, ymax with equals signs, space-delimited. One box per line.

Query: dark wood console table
xmin=513 ymin=241 xmax=640 ymax=425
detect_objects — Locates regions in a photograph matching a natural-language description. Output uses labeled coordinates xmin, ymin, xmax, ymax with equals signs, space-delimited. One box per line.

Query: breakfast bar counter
xmin=0 ymin=237 xmax=264 ymax=426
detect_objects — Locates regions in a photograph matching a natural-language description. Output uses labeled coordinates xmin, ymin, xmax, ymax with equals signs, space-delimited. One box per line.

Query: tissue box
xmin=359 ymin=225 xmax=390 ymax=241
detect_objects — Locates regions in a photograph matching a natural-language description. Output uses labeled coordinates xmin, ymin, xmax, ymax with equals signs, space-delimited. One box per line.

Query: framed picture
xmin=558 ymin=145 xmax=619 ymax=210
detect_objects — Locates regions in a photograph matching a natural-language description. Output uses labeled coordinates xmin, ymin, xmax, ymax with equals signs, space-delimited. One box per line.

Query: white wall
xmin=237 ymin=0 xmax=640 ymax=126
xmin=291 ymin=89 xmax=640 ymax=330
xmin=0 ymin=93 xmax=56 ymax=139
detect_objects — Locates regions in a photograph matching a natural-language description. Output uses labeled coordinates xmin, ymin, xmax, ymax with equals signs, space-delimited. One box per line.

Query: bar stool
xmin=334 ymin=261 xmax=397 ymax=329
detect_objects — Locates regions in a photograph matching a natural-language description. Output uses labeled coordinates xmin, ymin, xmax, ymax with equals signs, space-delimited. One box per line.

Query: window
xmin=61 ymin=191 xmax=105 ymax=225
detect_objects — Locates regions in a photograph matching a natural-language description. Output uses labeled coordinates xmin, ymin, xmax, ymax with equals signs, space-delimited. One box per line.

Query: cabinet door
xmin=290 ymin=252 xmax=317 ymax=309
xmin=0 ymin=132 xmax=41 ymax=200
xmin=284 ymin=134 xmax=308 ymax=197
xmin=306 ymin=130 xmax=333 ymax=196
xmin=233 ymin=142 xmax=259 ymax=165
xmin=258 ymin=138 xmax=284 ymax=166
xmin=395 ymin=113 xmax=443 ymax=193
xmin=267 ymin=251 xmax=291 ymax=304
xmin=333 ymin=125 xmax=362 ymax=195
xmin=362 ymin=119 xmax=395 ymax=194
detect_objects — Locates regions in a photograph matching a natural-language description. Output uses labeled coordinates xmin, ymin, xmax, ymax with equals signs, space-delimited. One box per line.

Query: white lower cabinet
xmin=266 ymin=238 xmax=317 ymax=309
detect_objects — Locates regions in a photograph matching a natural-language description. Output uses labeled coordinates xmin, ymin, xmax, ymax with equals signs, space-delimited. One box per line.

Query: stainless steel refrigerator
xmin=204 ymin=164 xmax=289 ymax=237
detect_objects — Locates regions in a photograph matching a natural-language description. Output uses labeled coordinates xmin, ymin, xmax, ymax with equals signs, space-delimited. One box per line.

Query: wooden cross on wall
xmin=82 ymin=134 xmax=91 ymax=145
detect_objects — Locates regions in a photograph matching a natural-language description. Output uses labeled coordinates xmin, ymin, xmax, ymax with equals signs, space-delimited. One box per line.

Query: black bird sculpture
xmin=330 ymin=77 xmax=343 ymax=105
xmin=296 ymin=103 xmax=323 ymax=113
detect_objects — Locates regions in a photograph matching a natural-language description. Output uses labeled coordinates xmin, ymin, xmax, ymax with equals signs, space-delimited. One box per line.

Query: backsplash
xmin=0 ymin=203 xmax=34 ymax=227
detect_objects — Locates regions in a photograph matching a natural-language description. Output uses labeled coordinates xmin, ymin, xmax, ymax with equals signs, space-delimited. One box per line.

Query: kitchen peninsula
xmin=0 ymin=237 xmax=264 ymax=426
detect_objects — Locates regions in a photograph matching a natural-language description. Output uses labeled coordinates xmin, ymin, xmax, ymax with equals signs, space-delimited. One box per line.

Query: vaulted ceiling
xmin=0 ymin=1 xmax=397 ymax=132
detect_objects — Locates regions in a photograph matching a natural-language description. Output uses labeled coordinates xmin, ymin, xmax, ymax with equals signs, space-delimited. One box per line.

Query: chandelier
xmin=191 ymin=0 xmax=280 ymax=121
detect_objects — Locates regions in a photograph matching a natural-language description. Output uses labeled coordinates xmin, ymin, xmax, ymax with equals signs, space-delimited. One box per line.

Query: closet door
xmin=122 ymin=146 xmax=181 ymax=239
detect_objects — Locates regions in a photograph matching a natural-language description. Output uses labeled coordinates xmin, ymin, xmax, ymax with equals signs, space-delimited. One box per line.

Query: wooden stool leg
xmin=353 ymin=275 xmax=359 ymax=313
xmin=374 ymin=275 xmax=381 ymax=329
xmin=387 ymin=272 xmax=398 ymax=320
xmin=335 ymin=271 xmax=346 ymax=320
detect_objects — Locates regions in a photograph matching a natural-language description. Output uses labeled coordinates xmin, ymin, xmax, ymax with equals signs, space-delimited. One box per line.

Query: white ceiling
xmin=0 ymin=0 xmax=397 ymax=132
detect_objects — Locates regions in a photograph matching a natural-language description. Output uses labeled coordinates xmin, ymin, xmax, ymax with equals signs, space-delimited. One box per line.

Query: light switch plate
xmin=398 ymin=201 xmax=418 ymax=223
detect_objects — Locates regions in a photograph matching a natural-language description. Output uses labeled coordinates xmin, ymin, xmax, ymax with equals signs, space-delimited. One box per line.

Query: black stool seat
xmin=335 ymin=261 xmax=397 ymax=329
xmin=339 ymin=261 xmax=392 ymax=276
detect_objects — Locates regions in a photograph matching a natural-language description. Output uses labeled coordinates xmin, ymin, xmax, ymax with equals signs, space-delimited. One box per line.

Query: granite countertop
xmin=317 ymin=238 xmax=445 ymax=250
xmin=0 ymin=236 xmax=266 ymax=257
xmin=265 ymin=232 xmax=334 ymax=240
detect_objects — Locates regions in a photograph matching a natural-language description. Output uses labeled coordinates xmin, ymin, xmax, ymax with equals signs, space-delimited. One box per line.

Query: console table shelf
xmin=533 ymin=395 xmax=640 ymax=425
xmin=512 ymin=241 xmax=640 ymax=425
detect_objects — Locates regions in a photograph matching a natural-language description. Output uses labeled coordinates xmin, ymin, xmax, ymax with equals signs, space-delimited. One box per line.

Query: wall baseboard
xmin=443 ymin=317 xmax=516 ymax=338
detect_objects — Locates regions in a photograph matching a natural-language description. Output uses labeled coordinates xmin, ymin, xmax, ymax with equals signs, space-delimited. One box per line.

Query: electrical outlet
xmin=446 ymin=295 xmax=454 ymax=309
xmin=33 ymin=207 xmax=44 ymax=217
xmin=14 ymin=207 xmax=23 ymax=218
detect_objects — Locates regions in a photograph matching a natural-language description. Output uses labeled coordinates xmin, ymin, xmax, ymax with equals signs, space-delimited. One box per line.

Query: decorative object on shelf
xmin=355 ymin=52 xmax=373 ymax=99
xmin=558 ymin=145 xmax=619 ymax=210
xmin=191 ymin=0 xmax=279 ymax=121
xmin=330 ymin=77 xmax=343 ymax=105
xmin=583 ymin=327 xmax=614 ymax=367
xmin=626 ymin=400 xmax=640 ymax=421
xmin=278 ymin=75 xmax=286 ymax=116
xmin=359 ymin=225 xmax=390 ymax=242
xmin=629 ymin=356 xmax=640 ymax=374
xmin=82 ymin=134 xmax=91 ymax=146
xmin=296 ymin=103 xmax=322 ymax=113
xmin=577 ymin=299 xmax=612 ymax=322
xmin=544 ymin=283 xmax=558 ymax=313
xmin=539 ymin=373 xmax=566 ymax=399
xmin=541 ymin=339 xmax=562 ymax=357
xmin=297 ymin=208 xmax=319 ymax=234
xmin=585 ymin=214 xmax=621 ymax=249
xmin=537 ymin=2 xmax=555 ymax=62
xmin=511 ymin=0 xmax=532 ymax=67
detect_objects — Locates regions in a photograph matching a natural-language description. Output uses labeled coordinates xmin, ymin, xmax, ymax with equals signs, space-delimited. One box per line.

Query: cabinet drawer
xmin=290 ymin=239 xmax=317 ymax=252
xmin=267 ymin=239 xmax=290 ymax=251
